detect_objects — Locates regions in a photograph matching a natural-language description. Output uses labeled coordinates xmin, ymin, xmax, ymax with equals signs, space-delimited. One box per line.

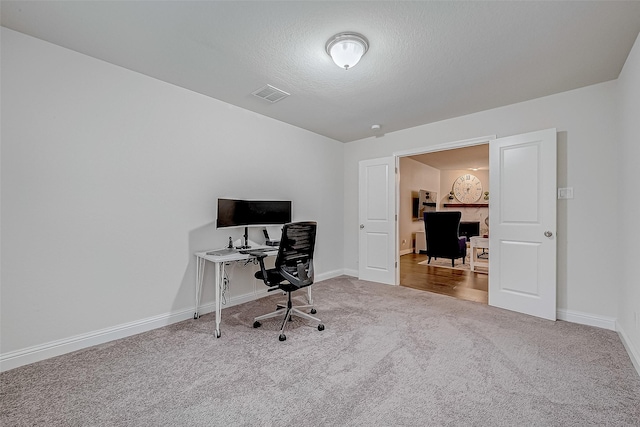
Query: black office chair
xmin=250 ymin=221 xmax=324 ymax=341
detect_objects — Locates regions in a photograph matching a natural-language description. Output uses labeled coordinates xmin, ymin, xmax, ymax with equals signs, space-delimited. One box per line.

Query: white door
xmin=489 ymin=128 xmax=557 ymax=320
xmin=358 ymin=157 xmax=396 ymax=285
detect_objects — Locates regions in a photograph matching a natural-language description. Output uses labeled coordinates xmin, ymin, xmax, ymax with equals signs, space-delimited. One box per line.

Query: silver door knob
xmin=544 ymin=231 xmax=553 ymax=238
xmin=360 ymin=224 xmax=365 ymax=229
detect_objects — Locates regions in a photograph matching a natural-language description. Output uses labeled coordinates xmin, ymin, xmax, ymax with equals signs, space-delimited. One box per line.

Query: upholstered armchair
xmin=423 ymin=211 xmax=467 ymax=267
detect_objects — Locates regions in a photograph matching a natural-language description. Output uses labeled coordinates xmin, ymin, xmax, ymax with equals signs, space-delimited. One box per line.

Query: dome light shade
xmin=326 ymin=32 xmax=369 ymax=70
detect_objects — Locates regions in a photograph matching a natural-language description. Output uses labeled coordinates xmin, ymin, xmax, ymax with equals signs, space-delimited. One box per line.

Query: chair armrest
xmin=458 ymin=236 xmax=467 ymax=252
xmin=248 ymin=252 xmax=274 ymax=286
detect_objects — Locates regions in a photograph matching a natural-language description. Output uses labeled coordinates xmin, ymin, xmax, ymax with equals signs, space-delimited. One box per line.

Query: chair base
xmin=253 ymin=296 xmax=324 ymax=341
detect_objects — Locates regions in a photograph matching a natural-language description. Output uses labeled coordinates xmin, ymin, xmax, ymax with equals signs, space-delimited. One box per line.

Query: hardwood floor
xmin=399 ymin=253 xmax=488 ymax=304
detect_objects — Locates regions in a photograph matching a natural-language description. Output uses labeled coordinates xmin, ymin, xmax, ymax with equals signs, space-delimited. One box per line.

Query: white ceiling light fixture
xmin=325 ymin=32 xmax=369 ymax=70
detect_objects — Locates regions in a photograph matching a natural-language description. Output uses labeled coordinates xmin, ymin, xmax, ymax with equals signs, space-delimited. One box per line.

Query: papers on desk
xmin=201 ymin=246 xmax=277 ymax=261
xmin=206 ymin=248 xmax=237 ymax=256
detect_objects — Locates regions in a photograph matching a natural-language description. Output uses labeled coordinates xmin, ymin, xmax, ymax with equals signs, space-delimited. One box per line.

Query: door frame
xmin=394 ymin=134 xmax=497 ymax=288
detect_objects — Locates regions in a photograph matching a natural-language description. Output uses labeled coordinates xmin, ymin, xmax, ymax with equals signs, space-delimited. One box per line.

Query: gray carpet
xmin=2 ymin=276 xmax=639 ymax=426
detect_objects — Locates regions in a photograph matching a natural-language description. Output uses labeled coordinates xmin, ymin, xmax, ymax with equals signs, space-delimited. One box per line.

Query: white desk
xmin=195 ymin=247 xmax=312 ymax=338
xmin=470 ymin=236 xmax=489 ymax=272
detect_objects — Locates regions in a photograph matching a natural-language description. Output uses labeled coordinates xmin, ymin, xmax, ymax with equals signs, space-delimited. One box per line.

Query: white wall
xmin=616 ymin=33 xmax=640 ymax=368
xmin=398 ymin=157 xmax=439 ymax=254
xmin=0 ymin=29 xmax=345 ymax=358
xmin=344 ymin=80 xmax=619 ymax=321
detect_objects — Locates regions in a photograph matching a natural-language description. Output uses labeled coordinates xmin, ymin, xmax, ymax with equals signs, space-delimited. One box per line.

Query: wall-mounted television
xmin=413 ymin=190 xmax=437 ymax=220
xmin=216 ymin=198 xmax=292 ymax=228
xmin=412 ymin=196 xmax=420 ymax=220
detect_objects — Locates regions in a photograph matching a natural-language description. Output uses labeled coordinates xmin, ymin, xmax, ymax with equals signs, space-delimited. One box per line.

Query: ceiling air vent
xmin=252 ymin=84 xmax=290 ymax=103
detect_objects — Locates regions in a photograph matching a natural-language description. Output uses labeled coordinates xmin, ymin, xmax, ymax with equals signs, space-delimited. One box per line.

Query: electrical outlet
xmin=402 ymin=239 xmax=407 ymax=245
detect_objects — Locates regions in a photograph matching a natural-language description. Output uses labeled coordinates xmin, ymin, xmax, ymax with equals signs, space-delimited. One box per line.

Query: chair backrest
xmin=275 ymin=221 xmax=317 ymax=288
xmin=424 ymin=211 xmax=463 ymax=254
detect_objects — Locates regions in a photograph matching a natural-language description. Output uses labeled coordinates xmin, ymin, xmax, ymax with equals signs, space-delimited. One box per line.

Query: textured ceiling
xmin=2 ymin=1 xmax=640 ymax=143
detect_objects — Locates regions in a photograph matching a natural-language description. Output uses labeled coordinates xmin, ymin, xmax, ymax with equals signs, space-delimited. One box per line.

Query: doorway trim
xmin=394 ymin=135 xmax=497 ymax=158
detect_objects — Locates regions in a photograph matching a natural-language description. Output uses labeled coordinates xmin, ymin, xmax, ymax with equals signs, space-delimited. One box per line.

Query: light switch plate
xmin=557 ymin=187 xmax=574 ymax=199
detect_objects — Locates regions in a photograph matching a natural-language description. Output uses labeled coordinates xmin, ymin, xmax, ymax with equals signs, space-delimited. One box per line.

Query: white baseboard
xmin=0 ymin=307 xmax=196 ymax=372
xmin=343 ymin=268 xmax=358 ymax=277
xmin=399 ymin=248 xmax=414 ymax=256
xmin=556 ymin=308 xmax=616 ymax=331
xmin=10 ymin=273 xmax=628 ymax=375
xmin=556 ymin=309 xmax=639 ymax=376
xmin=316 ymin=269 xmax=344 ymax=282
xmin=0 ymin=270 xmax=346 ymax=372
xmin=617 ymin=322 xmax=640 ymax=377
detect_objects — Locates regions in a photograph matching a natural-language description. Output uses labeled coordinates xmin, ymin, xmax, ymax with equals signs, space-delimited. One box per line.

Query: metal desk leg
xmin=194 ymin=256 xmax=205 ymax=319
xmin=306 ymin=286 xmax=313 ymax=306
xmin=213 ymin=261 xmax=224 ymax=338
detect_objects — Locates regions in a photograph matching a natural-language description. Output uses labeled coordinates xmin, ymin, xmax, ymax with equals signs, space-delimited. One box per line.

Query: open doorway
xmin=398 ymin=144 xmax=490 ymax=304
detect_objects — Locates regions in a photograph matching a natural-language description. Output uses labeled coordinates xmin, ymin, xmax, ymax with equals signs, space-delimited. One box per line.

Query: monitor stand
xmin=239 ymin=226 xmax=251 ymax=249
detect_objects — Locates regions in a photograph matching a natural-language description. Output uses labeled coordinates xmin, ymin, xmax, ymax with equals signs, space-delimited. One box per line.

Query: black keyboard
xmin=239 ymin=248 xmax=276 ymax=255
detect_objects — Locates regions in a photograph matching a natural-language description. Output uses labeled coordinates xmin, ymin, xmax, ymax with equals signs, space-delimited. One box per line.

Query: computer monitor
xmin=217 ymin=198 xmax=291 ymax=248
xmin=216 ymin=199 xmax=291 ymax=228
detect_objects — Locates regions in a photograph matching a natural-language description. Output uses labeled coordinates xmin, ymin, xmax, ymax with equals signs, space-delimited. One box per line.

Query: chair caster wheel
xmin=318 ymin=324 xmax=325 ymax=331
xmin=253 ymin=321 xmax=261 ymax=328
xmin=310 ymin=308 xmax=317 ymax=314
xmin=279 ymin=334 xmax=286 ymax=341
